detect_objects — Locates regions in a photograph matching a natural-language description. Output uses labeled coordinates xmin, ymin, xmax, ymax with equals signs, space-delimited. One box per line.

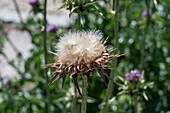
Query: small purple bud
xmin=142 ymin=10 xmax=152 ymax=17
xmin=47 ymin=24 xmax=57 ymax=32
xmin=125 ymin=70 xmax=141 ymax=82
xmin=125 ymin=73 xmax=131 ymax=81
xmin=28 ymin=0 xmax=39 ymax=5
xmin=2 ymin=77 xmax=10 ymax=85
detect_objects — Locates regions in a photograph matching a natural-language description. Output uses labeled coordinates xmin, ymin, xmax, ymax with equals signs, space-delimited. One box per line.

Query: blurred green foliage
xmin=0 ymin=0 xmax=170 ymax=113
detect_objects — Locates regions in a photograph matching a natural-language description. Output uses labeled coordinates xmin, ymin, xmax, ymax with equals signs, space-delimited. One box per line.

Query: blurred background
xmin=0 ymin=0 xmax=170 ymax=113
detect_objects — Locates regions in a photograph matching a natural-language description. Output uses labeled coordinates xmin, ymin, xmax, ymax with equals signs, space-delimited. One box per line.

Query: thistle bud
xmin=28 ymin=0 xmax=39 ymax=5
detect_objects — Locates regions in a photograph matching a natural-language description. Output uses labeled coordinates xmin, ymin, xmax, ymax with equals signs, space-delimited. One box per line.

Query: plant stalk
xmin=134 ymin=94 xmax=138 ymax=113
xmin=72 ymin=87 xmax=77 ymax=113
xmin=140 ymin=0 xmax=150 ymax=72
xmin=78 ymin=11 xmax=88 ymax=113
xmin=78 ymin=12 xmax=81 ymax=30
xmin=12 ymin=0 xmax=33 ymax=37
xmin=81 ymin=76 xmax=87 ymax=113
xmin=43 ymin=0 xmax=51 ymax=113
xmin=12 ymin=0 xmax=24 ymax=25
xmin=100 ymin=0 xmax=119 ymax=112
xmin=71 ymin=11 xmax=82 ymax=113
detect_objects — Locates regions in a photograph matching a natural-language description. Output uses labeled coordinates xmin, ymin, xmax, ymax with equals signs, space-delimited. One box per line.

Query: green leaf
xmin=93 ymin=5 xmax=105 ymax=18
xmin=32 ymin=33 xmax=41 ymax=45
xmin=86 ymin=96 xmax=96 ymax=103
xmin=68 ymin=0 xmax=74 ymax=4
xmin=108 ymin=97 xmax=116 ymax=104
xmin=117 ymin=75 xmax=125 ymax=82
xmin=58 ymin=2 xmax=68 ymax=10
xmin=84 ymin=1 xmax=96 ymax=7
xmin=117 ymin=90 xmax=129 ymax=96
xmin=69 ymin=6 xmax=79 ymax=17
xmin=143 ymin=92 xmax=149 ymax=101
xmin=65 ymin=102 xmax=71 ymax=109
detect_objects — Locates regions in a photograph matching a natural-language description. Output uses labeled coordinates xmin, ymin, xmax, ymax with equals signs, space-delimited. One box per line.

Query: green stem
xmin=12 ymin=0 xmax=24 ymax=25
xmin=43 ymin=0 xmax=51 ymax=113
xmin=140 ymin=0 xmax=150 ymax=72
xmin=71 ymin=11 xmax=82 ymax=113
xmin=12 ymin=0 xmax=33 ymax=37
xmin=81 ymin=76 xmax=87 ymax=113
xmin=78 ymin=10 xmax=87 ymax=113
xmin=100 ymin=0 xmax=119 ymax=112
xmin=134 ymin=95 xmax=138 ymax=113
xmin=78 ymin=12 xmax=81 ymax=30
xmin=72 ymin=87 xmax=77 ymax=113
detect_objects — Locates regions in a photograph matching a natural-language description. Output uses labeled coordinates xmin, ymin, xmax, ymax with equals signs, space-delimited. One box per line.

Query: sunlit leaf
xmin=143 ymin=92 xmax=149 ymax=101
xmin=84 ymin=1 xmax=96 ymax=7
xmin=69 ymin=6 xmax=79 ymax=17
xmin=58 ymin=2 xmax=68 ymax=10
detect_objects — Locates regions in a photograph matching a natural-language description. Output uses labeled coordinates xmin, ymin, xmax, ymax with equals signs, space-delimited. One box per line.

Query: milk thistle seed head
xmin=46 ymin=30 xmax=120 ymax=97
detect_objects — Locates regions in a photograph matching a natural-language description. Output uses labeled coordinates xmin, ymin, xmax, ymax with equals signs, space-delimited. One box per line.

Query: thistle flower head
xmin=125 ymin=70 xmax=141 ymax=82
xmin=46 ymin=30 xmax=119 ymax=97
xmin=28 ymin=0 xmax=39 ymax=5
xmin=47 ymin=24 xmax=57 ymax=32
xmin=142 ymin=10 xmax=152 ymax=17
xmin=2 ymin=77 xmax=10 ymax=85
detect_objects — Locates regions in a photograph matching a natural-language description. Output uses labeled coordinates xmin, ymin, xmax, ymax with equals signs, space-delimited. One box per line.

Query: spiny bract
xmin=46 ymin=30 xmax=119 ymax=97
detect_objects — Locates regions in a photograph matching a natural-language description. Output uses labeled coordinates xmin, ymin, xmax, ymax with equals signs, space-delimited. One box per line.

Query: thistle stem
xmin=71 ymin=11 xmax=82 ymax=113
xmin=81 ymin=76 xmax=87 ymax=113
xmin=100 ymin=0 xmax=119 ymax=112
xmin=72 ymin=87 xmax=77 ymax=113
xmin=12 ymin=0 xmax=33 ymax=37
xmin=140 ymin=0 xmax=150 ymax=72
xmin=134 ymin=94 xmax=138 ymax=113
xmin=77 ymin=9 xmax=87 ymax=113
xmin=43 ymin=0 xmax=51 ymax=113
xmin=12 ymin=0 xmax=24 ymax=25
xmin=78 ymin=12 xmax=81 ymax=30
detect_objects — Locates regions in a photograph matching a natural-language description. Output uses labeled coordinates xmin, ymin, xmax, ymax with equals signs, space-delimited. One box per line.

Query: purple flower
xmin=66 ymin=87 xmax=80 ymax=98
xmin=125 ymin=70 xmax=141 ymax=82
xmin=2 ymin=77 xmax=10 ymax=85
xmin=142 ymin=10 xmax=152 ymax=17
xmin=47 ymin=24 xmax=57 ymax=32
xmin=66 ymin=87 xmax=75 ymax=98
xmin=28 ymin=0 xmax=39 ymax=5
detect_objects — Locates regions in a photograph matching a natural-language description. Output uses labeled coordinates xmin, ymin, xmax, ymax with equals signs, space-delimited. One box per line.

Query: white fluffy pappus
xmin=55 ymin=30 xmax=106 ymax=65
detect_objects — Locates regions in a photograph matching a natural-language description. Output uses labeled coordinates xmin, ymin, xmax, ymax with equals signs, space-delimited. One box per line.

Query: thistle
xmin=28 ymin=0 xmax=39 ymax=5
xmin=125 ymin=70 xmax=141 ymax=83
xmin=46 ymin=30 xmax=120 ymax=97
